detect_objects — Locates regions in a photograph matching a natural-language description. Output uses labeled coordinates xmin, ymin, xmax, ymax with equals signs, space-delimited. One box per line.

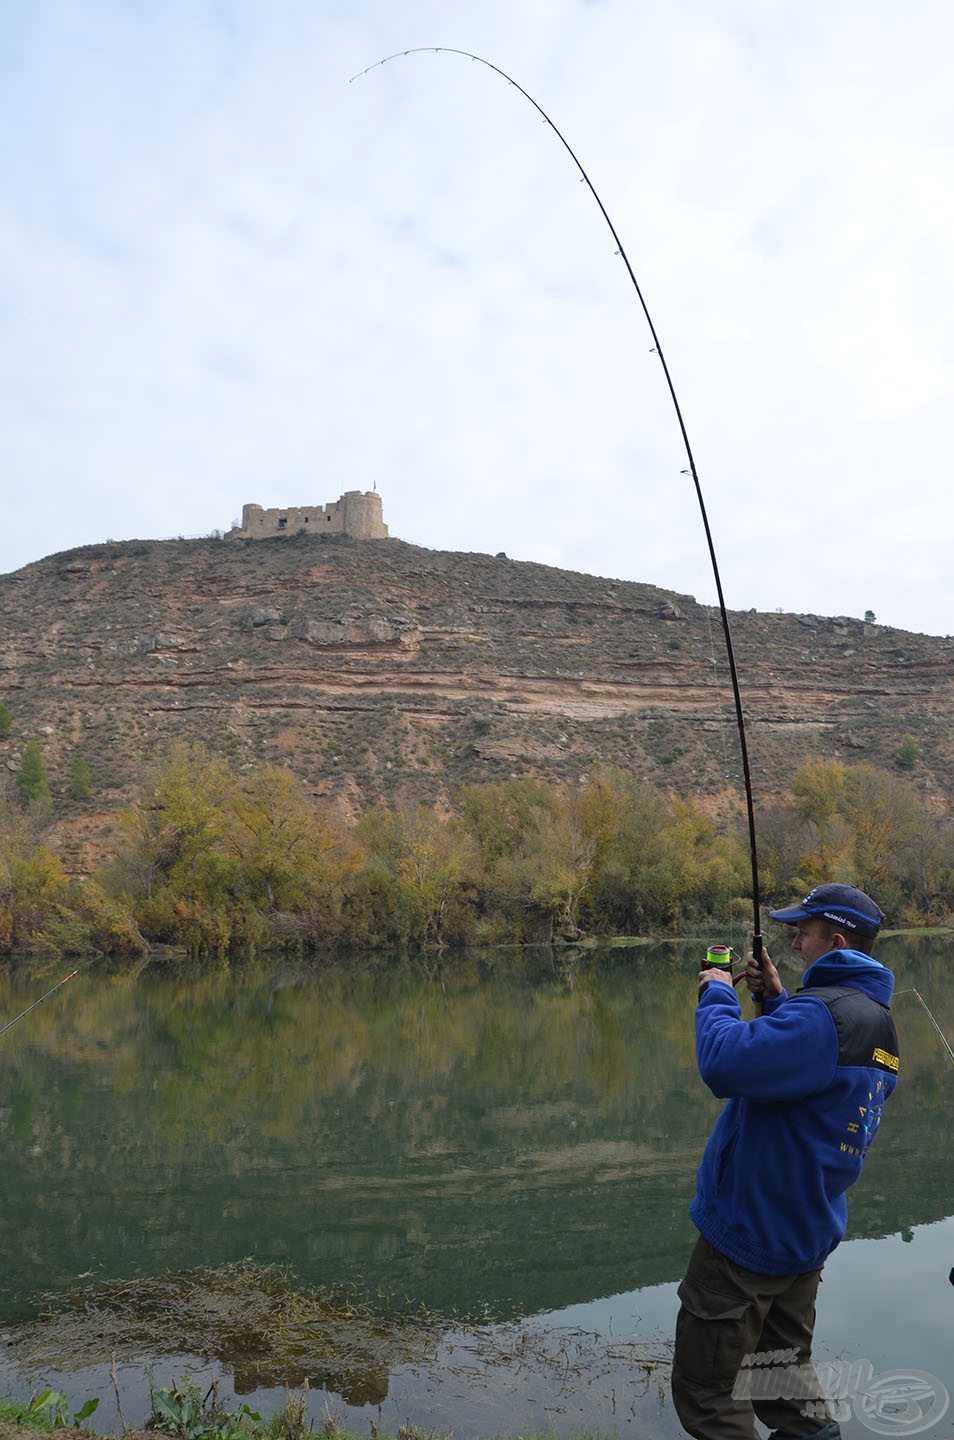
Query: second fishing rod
xmin=355 ymin=48 xmax=763 ymax=967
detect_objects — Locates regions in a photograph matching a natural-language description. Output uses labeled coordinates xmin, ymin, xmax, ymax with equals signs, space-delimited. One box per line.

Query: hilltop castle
xmin=226 ymin=490 xmax=388 ymax=542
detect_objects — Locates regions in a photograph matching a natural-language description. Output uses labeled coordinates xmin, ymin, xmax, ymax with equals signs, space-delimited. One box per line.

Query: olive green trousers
xmin=671 ymin=1234 xmax=836 ymax=1440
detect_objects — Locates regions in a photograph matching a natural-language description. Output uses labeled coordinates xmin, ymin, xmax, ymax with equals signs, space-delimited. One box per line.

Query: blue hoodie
xmin=689 ymin=950 xmax=899 ymax=1275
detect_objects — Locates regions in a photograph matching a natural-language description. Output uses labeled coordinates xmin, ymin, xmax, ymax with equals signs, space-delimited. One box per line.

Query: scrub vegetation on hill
xmin=0 ymin=741 xmax=950 ymax=960
xmin=2 ymin=534 xmax=952 ymax=845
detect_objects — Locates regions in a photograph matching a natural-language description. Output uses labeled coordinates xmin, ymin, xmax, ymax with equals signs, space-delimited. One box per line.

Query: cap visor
xmin=768 ymin=906 xmax=808 ymax=924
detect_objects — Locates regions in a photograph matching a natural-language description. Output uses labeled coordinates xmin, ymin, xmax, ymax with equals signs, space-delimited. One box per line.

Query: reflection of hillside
xmin=0 ymin=939 xmax=950 ymax=1323
xmin=232 ymin=1361 xmax=387 ymax=1406
xmin=3 ymin=1263 xmax=425 ymax=1407
xmin=2 ymin=1260 xmax=680 ymax=1433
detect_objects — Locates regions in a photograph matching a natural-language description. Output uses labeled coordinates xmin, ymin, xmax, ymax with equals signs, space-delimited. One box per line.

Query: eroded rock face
xmin=139 ymin=634 xmax=194 ymax=653
xmin=245 ymin=606 xmax=282 ymax=628
xmin=0 ymin=531 xmax=949 ymax=840
xmin=289 ymin=616 xmax=422 ymax=649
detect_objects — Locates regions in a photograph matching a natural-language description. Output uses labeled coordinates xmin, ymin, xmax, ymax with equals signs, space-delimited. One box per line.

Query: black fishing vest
xmin=788 ymin=984 xmax=900 ymax=1076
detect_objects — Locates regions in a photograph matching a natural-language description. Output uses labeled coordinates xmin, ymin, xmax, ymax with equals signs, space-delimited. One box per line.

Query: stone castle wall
xmin=227 ymin=490 xmax=388 ymax=542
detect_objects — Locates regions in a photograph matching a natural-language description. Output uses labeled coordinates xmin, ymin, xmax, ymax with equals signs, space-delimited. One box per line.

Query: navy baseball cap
xmin=769 ymin=883 xmax=885 ymax=936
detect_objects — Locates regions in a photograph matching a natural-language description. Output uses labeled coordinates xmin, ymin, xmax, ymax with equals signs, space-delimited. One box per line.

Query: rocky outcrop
xmin=289 ymin=616 xmax=422 ymax=650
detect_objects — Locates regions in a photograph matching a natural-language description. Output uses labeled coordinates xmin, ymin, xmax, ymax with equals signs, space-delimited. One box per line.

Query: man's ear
xmin=829 ymin=930 xmax=850 ymax=950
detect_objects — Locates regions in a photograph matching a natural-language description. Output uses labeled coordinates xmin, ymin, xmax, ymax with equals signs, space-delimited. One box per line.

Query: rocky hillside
xmin=1 ymin=531 xmax=951 ymax=868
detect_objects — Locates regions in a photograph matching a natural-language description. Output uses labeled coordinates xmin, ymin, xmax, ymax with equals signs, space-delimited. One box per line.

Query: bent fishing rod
xmin=0 ymin=969 xmax=77 ymax=1040
xmin=897 ymin=987 xmax=954 ymax=1066
xmin=352 ymin=47 xmax=763 ymax=963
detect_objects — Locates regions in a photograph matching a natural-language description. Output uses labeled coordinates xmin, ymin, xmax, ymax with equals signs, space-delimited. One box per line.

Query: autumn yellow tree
xmin=772 ymin=757 xmax=936 ymax=920
xmin=153 ymin=742 xmax=236 ymax=901
xmin=519 ymin=774 xmax=628 ymax=938
xmin=791 ymin=758 xmax=846 ymax=824
xmin=0 ymin=783 xmax=69 ymax=952
xmin=230 ymin=766 xmax=337 ymax=911
xmin=357 ymin=803 xmax=477 ymax=946
xmin=843 ymin=763 xmax=921 ymax=899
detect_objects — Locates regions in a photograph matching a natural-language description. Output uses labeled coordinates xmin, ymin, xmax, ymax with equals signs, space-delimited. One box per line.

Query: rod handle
xmin=750 ymin=930 xmax=764 ymax=1015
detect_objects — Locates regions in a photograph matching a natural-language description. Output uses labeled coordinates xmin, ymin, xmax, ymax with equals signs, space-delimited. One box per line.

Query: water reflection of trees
xmin=0 ymin=938 xmax=950 ymax=1322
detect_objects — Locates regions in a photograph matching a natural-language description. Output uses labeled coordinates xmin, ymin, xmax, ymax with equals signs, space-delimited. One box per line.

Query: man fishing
xmin=671 ymin=883 xmax=900 ymax=1440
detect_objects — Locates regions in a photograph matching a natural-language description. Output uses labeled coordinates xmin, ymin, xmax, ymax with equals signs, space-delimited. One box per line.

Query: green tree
xmin=896 ymin=735 xmax=920 ymax=770
xmin=0 ymin=701 xmax=11 ymax=739
xmin=69 ymin=755 xmax=93 ymax=801
xmin=17 ymin=739 xmax=51 ymax=805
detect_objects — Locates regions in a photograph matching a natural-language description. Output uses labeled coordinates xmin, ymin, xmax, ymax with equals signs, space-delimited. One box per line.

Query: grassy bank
xmin=0 ymin=1388 xmax=448 ymax=1440
xmin=0 ymin=1390 xmax=608 ymax=1440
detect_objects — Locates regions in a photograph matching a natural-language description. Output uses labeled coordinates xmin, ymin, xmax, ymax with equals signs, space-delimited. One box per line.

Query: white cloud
xmin=1 ymin=0 xmax=953 ymax=633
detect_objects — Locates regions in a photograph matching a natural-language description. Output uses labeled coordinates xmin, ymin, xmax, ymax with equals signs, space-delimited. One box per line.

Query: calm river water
xmin=0 ymin=935 xmax=951 ymax=1439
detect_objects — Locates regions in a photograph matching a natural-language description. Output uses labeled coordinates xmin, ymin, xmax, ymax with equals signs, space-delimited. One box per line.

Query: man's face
xmin=790 ymin=917 xmax=841 ymax=971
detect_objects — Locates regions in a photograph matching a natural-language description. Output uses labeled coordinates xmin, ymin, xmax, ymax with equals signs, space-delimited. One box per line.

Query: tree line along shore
xmin=0 ymin=736 xmax=948 ymax=961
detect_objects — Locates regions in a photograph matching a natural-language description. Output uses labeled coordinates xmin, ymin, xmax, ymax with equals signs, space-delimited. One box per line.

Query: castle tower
xmin=227 ymin=491 xmax=389 ymax=541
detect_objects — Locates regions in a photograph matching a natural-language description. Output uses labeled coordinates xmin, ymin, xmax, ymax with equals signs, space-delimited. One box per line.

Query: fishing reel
xmin=702 ymin=944 xmax=737 ymax=976
xmin=698 ymin=944 xmax=750 ymax=1000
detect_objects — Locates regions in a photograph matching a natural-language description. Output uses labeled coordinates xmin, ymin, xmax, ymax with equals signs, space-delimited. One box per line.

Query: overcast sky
xmin=3 ymin=1 xmax=954 ymax=636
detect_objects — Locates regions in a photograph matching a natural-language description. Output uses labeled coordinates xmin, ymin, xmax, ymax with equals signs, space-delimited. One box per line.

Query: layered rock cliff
xmin=1 ymin=531 xmax=950 ymax=868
